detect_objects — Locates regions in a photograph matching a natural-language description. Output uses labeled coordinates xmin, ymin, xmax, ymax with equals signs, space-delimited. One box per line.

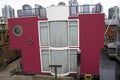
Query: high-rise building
xmin=108 ymin=6 xmax=119 ymax=19
xmin=69 ymin=0 xmax=78 ymax=6
xmin=2 ymin=5 xmax=15 ymax=18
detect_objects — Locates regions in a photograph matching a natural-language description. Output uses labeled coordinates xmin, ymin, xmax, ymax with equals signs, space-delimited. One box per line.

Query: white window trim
xmin=38 ymin=20 xmax=80 ymax=75
xmin=40 ymin=48 xmax=79 ymax=74
xmin=69 ymin=48 xmax=79 ymax=72
xmin=38 ymin=20 xmax=50 ymax=48
xmin=68 ymin=19 xmax=79 ymax=47
xmin=40 ymin=48 xmax=51 ymax=73
xmin=38 ymin=20 xmax=79 ymax=47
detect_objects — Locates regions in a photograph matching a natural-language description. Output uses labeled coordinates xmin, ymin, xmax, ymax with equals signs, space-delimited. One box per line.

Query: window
xmin=40 ymin=48 xmax=78 ymax=73
xmin=39 ymin=20 xmax=79 ymax=75
xmin=49 ymin=21 xmax=68 ymax=47
xmin=40 ymin=22 xmax=49 ymax=46
xmin=50 ymin=50 xmax=69 ymax=74
xmin=13 ymin=25 xmax=23 ymax=36
xmin=69 ymin=20 xmax=78 ymax=46
xmin=70 ymin=49 xmax=77 ymax=71
xmin=41 ymin=49 xmax=50 ymax=71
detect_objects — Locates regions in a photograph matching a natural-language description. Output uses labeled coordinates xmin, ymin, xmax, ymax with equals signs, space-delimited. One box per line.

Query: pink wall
xmin=8 ymin=17 xmax=41 ymax=74
xmin=79 ymin=14 xmax=104 ymax=75
xmin=8 ymin=14 xmax=104 ymax=75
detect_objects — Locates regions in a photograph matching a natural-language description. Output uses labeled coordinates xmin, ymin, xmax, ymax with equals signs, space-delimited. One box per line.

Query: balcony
xmin=17 ymin=4 xmax=102 ymax=18
xmin=17 ymin=8 xmax=46 ymax=18
xmin=70 ymin=4 xmax=102 ymax=16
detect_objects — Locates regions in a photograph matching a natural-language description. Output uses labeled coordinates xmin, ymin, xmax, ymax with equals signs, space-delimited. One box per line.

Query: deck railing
xmin=17 ymin=4 xmax=102 ymax=18
xmin=70 ymin=4 xmax=102 ymax=16
xmin=17 ymin=8 xmax=46 ymax=18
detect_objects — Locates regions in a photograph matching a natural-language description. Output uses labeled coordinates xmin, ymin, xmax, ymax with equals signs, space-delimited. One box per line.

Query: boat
xmin=8 ymin=1 xmax=104 ymax=80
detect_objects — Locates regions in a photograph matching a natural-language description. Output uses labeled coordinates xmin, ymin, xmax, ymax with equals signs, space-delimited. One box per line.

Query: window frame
xmin=40 ymin=48 xmax=79 ymax=73
xmin=13 ymin=25 xmax=23 ymax=37
xmin=38 ymin=21 xmax=50 ymax=48
xmin=49 ymin=21 xmax=68 ymax=47
xmin=38 ymin=20 xmax=79 ymax=74
xmin=68 ymin=19 xmax=79 ymax=47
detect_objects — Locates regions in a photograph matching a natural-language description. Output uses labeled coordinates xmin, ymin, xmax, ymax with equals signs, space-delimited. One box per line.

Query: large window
xmin=40 ymin=49 xmax=78 ymax=73
xmin=39 ymin=20 xmax=79 ymax=75
xmin=49 ymin=21 xmax=68 ymax=47
xmin=50 ymin=50 xmax=69 ymax=74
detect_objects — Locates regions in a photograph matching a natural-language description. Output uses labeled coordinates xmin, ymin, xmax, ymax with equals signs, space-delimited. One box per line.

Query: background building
xmin=105 ymin=6 xmax=120 ymax=43
xmin=108 ymin=6 xmax=120 ymax=19
xmin=2 ymin=5 xmax=15 ymax=18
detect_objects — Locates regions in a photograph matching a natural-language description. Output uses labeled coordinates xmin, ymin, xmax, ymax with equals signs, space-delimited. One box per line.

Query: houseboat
xmin=8 ymin=1 xmax=104 ymax=80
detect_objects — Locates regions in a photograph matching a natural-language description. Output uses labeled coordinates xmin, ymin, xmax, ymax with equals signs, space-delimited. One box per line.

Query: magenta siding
xmin=8 ymin=17 xmax=41 ymax=74
xmin=79 ymin=14 xmax=104 ymax=75
xmin=8 ymin=14 xmax=104 ymax=75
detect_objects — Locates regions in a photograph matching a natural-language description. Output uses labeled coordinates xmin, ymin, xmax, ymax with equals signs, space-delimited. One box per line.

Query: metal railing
xmin=70 ymin=4 xmax=102 ymax=16
xmin=17 ymin=8 xmax=46 ymax=18
xmin=17 ymin=4 xmax=102 ymax=18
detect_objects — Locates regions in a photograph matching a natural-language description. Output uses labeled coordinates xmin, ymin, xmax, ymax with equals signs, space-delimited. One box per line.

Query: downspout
xmin=77 ymin=50 xmax=81 ymax=80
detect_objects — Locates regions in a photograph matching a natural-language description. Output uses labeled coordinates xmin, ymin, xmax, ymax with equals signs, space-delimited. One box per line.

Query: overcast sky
xmin=0 ymin=0 xmax=120 ymax=17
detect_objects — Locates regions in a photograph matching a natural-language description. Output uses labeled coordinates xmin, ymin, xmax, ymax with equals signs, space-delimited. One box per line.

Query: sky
xmin=0 ymin=0 xmax=120 ymax=17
